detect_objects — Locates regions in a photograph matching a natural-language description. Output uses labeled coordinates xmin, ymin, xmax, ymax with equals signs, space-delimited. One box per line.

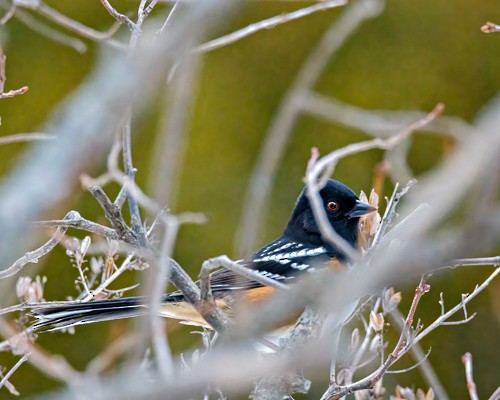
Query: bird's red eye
xmin=327 ymin=201 xmax=339 ymax=211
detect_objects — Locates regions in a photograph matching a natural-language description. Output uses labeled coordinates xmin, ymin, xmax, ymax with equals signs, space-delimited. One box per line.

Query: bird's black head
xmin=283 ymin=179 xmax=376 ymax=254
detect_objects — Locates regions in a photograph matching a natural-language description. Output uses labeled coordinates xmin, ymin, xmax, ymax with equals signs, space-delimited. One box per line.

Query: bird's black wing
xmin=200 ymin=237 xmax=333 ymax=294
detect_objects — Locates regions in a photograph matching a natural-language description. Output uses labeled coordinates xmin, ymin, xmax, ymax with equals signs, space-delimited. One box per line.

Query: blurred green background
xmin=0 ymin=0 xmax=499 ymax=398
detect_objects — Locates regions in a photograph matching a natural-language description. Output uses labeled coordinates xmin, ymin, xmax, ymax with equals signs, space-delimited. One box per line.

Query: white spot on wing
xmin=291 ymin=262 xmax=309 ymax=270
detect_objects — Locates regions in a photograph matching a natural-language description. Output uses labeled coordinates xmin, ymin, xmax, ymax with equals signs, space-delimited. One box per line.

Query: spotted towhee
xmin=30 ymin=179 xmax=376 ymax=331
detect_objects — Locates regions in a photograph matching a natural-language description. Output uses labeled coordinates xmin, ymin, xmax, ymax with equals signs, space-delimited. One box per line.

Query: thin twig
xmin=0 ymin=1 xmax=87 ymax=52
xmin=0 ymin=0 xmax=14 ymax=25
xmin=121 ymin=115 xmax=147 ymax=243
xmin=196 ymin=0 xmax=347 ymax=53
xmin=388 ymin=309 xmax=449 ymax=400
xmin=0 ymin=353 xmax=29 ymax=394
xmin=369 ymin=183 xmax=399 ymax=244
xmin=88 ymin=186 xmax=138 ymax=244
xmin=488 ymin=386 xmax=500 ymax=400
xmin=82 ymin=254 xmax=134 ymax=302
xmin=34 ymin=213 xmax=119 ymax=241
xmin=0 ymin=303 xmax=29 ymax=317
xmin=156 ymin=1 xmax=181 ymax=36
xmin=0 ymin=47 xmax=5 ymax=93
xmin=0 ymin=211 xmax=79 ymax=280
xmin=449 ymin=256 xmax=500 ymax=268
xmin=461 ymin=352 xmax=479 ymax=400
xmin=386 ymin=346 xmax=431 ymax=374
xmin=117 ymin=0 xmax=160 ymax=242
xmin=99 ymin=0 xmax=137 ymax=31
xmin=413 ymin=267 xmax=500 ymax=345
xmin=19 ymin=0 xmax=126 ymax=50
xmin=0 ymin=133 xmax=55 ymax=144
xmin=0 ymin=86 xmax=29 ymax=99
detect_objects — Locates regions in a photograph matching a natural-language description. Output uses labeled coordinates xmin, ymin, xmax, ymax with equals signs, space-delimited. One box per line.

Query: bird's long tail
xmin=28 ymin=295 xmax=183 ymax=332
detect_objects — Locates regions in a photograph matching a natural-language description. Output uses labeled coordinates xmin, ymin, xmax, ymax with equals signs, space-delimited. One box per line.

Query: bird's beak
xmin=347 ymin=200 xmax=377 ymax=218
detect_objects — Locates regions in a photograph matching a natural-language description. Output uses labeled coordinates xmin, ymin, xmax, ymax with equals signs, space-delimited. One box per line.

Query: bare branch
xmin=0 ymin=85 xmax=29 ymax=99
xmin=461 ymin=352 xmax=479 ymax=400
xmin=98 ymin=0 xmax=137 ymax=31
xmin=0 ymin=353 xmax=29 ymax=395
xmin=0 ymin=211 xmax=79 ymax=280
xmin=88 ymin=186 xmax=139 ymax=244
xmin=0 ymin=47 xmax=4 ymax=93
xmin=196 ymin=0 xmax=347 ymax=53
xmin=117 ymin=0 xmax=160 ymax=244
xmin=386 ymin=347 xmax=431 ymax=374
xmin=0 ymin=49 xmax=29 ymax=98
xmin=0 ymin=0 xmax=14 ymax=24
xmin=0 ymin=1 xmax=87 ymax=53
xmin=449 ymin=256 xmax=500 ymax=268
xmin=0 ymin=133 xmax=55 ymax=144
xmin=10 ymin=0 xmax=127 ymax=50
xmin=413 ymin=268 xmax=500 ymax=345
xmin=82 ymin=254 xmax=134 ymax=301
xmin=156 ymin=1 xmax=181 ymax=36
xmin=488 ymin=387 xmax=500 ymax=400
xmin=33 ymin=214 xmax=119 ymax=240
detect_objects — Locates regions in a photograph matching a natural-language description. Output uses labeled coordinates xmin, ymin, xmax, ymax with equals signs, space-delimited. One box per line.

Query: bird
xmin=29 ymin=179 xmax=376 ymax=332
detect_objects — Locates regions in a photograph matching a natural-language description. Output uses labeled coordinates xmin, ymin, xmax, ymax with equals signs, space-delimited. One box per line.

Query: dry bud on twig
xmin=370 ymin=311 xmax=384 ymax=332
xmin=481 ymin=21 xmax=500 ymax=33
xmin=390 ymin=386 xmax=434 ymax=400
xmin=383 ymin=287 xmax=402 ymax=313
xmin=16 ymin=276 xmax=46 ymax=302
xmin=350 ymin=327 xmax=360 ymax=351
xmin=358 ymin=190 xmax=379 ymax=251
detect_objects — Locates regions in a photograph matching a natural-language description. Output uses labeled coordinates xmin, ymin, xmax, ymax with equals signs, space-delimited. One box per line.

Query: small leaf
xmin=359 ymin=190 xmax=368 ymax=204
xmin=370 ymin=311 xmax=384 ymax=332
xmin=383 ymin=287 xmax=402 ymax=313
xmin=90 ymin=257 xmax=103 ymax=274
xmin=80 ymin=236 xmax=91 ymax=257
xmin=369 ymin=188 xmax=379 ymax=208
xmin=65 ymin=238 xmax=79 ymax=252
xmin=351 ymin=328 xmax=360 ymax=350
